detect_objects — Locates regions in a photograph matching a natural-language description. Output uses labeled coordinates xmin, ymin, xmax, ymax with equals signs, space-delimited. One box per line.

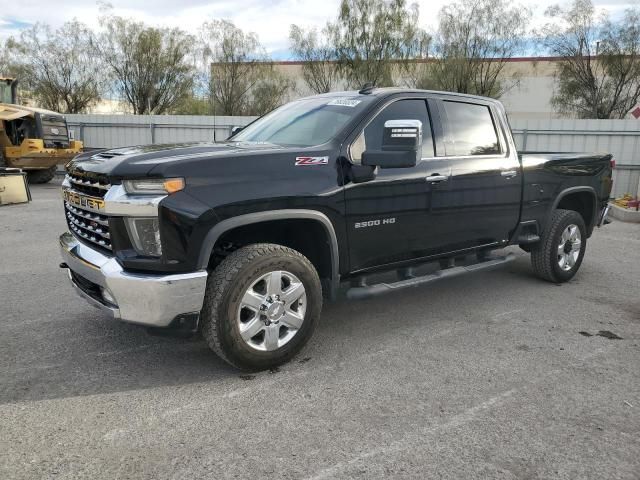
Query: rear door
xmin=423 ymin=98 xmax=522 ymax=252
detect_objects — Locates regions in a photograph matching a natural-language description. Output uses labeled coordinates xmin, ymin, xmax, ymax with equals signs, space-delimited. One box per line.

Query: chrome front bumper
xmin=60 ymin=232 xmax=208 ymax=327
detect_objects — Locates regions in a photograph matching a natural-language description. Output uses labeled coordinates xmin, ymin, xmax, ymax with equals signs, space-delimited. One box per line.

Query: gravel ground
xmin=1 ymin=180 xmax=639 ymax=480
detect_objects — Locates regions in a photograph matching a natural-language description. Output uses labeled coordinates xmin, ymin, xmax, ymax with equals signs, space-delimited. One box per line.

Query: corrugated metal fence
xmin=65 ymin=114 xmax=257 ymax=149
xmin=65 ymin=115 xmax=639 ymax=198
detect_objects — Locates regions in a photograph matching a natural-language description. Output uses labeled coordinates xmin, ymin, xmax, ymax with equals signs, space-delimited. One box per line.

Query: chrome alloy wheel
xmin=237 ymin=270 xmax=307 ymax=351
xmin=557 ymin=224 xmax=582 ymax=271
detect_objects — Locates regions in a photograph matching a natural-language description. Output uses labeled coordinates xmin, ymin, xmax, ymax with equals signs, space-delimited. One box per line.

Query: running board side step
xmin=346 ymin=253 xmax=516 ymax=300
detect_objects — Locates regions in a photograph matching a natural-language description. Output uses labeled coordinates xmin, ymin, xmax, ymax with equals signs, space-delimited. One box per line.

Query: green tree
xmin=201 ymin=20 xmax=290 ymax=115
xmin=0 ymin=39 xmax=17 ymax=78
xmin=422 ymin=0 xmax=531 ymax=98
xmin=7 ymin=21 xmax=105 ymax=113
xmin=541 ymin=0 xmax=640 ymax=118
xmin=289 ymin=25 xmax=340 ymax=93
xmin=330 ymin=0 xmax=430 ymax=88
xmin=246 ymin=69 xmax=293 ymax=115
xmin=169 ymin=96 xmax=211 ymax=115
xmin=96 ymin=15 xmax=196 ymax=114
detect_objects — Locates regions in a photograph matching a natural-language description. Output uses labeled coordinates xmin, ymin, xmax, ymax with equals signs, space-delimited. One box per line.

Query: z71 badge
xmin=295 ymin=156 xmax=329 ymax=166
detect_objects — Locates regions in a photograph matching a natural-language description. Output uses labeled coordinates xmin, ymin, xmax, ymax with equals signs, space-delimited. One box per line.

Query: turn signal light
xmin=163 ymin=178 xmax=185 ymax=194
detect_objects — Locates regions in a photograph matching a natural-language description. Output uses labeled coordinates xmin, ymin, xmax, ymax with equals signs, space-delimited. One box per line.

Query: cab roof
xmin=306 ymin=87 xmax=502 ymax=105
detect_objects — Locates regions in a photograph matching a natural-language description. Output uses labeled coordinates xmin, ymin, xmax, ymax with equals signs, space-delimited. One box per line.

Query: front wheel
xmin=531 ymin=209 xmax=587 ymax=283
xmin=200 ymin=243 xmax=322 ymax=371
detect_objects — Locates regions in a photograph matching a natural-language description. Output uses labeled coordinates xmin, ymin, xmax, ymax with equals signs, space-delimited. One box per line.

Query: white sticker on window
xmin=327 ymin=98 xmax=362 ymax=107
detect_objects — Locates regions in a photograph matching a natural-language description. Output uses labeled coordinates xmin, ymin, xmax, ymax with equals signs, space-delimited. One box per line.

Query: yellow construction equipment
xmin=0 ymin=77 xmax=83 ymax=183
xmin=614 ymin=194 xmax=634 ymax=208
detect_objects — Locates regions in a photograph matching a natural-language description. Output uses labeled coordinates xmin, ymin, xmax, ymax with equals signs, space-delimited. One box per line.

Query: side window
xmin=350 ymin=99 xmax=434 ymax=164
xmin=442 ymin=101 xmax=501 ymax=156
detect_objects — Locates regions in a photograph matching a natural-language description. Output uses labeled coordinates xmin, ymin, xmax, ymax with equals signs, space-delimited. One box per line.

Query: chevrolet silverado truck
xmin=59 ymin=87 xmax=613 ymax=370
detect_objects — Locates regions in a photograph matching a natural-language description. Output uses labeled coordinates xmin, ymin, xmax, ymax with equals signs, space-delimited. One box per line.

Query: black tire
xmin=27 ymin=166 xmax=57 ymax=184
xmin=200 ymin=243 xmax=322 ymax=371
xmin=531 ymin=209 xmax=587 ymax=283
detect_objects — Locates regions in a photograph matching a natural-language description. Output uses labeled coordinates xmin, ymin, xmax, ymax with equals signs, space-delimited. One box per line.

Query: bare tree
xmin=422 ymin=0 xmax=531 ymax=98
xmin=541 ymin=0 xmax=640 ymax=118
xmin=289 ymin=25 xmax=340 ymax=93
xmin=202 ymin=19 xmax=267 ymax=115
xmin=96 ymin=15 xmax=196 ymax=114
xmin=246 ymin=69 xmax=293 ymax=115
xmin=0 ymin=40 xmax=15 ymax=77
xmin=7 ymin=21 xmax=105 ymax=113
xmin=201 ymin=20 xmax=291 ymax=116
xmin=330 ymin=0 xmax=430 ymax=88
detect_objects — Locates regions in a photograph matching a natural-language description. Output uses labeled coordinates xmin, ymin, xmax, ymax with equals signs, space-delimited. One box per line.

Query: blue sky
xmin=1 ymin=0 xmax=638 ymax=59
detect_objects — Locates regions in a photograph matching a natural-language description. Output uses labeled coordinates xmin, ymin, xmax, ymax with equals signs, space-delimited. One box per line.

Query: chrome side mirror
xmin=361 ymin=119 xmax=422 ymax=168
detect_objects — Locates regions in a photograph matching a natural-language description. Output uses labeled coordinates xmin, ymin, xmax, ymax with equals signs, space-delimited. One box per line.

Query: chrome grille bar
xmin=65 ymin=173 xmax=112 ymax=198
xmin=66 ymin=212 xmax=111 ymax=239
xmin=64 ymin=201 xmax=112 ymax=251
xmin=64 ymin=202 xmax=109 ymax=226
xmin=67 ymin=222 xmax=112 ymax=249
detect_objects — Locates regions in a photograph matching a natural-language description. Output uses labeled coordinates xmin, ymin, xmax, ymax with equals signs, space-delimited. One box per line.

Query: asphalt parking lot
xmin=1 ymin=179 xmax=639 ymax=480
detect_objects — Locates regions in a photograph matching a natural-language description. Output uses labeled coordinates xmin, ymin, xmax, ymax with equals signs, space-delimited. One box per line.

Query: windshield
xmin=232 ymin=96 xmax=368 ymax=147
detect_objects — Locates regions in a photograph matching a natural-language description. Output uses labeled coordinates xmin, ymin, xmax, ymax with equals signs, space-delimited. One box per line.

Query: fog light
xmin=125 ymin=217 xmax=162 ymax=257
xmin=101 ymin=287 xmax=117 ymax=306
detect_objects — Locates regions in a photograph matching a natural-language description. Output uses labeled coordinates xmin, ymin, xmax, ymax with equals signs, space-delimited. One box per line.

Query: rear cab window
xmin=441 ymin=101 xmax=501 ymax=156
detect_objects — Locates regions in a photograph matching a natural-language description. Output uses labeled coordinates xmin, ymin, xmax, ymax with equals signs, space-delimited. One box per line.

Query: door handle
xmin=426 ymin=174 xmax=448 ymax=183
xmin=501 ymin=170 xmax=518 ymax=178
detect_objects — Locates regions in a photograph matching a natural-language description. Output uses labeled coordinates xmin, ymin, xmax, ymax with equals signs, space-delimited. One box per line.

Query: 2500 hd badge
xmin=355 ymin=218 xmax=396 ymax=228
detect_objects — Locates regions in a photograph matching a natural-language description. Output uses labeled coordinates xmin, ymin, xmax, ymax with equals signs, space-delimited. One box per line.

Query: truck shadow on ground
xmin=2 ymin=253 xmax=538 ymax=405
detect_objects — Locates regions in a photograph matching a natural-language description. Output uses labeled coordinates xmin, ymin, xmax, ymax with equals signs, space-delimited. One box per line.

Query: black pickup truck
xmin=59 ymin=87 xmax=613 ymax=370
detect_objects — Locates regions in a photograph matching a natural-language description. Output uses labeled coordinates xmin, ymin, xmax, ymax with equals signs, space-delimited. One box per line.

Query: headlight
xmin=123 ymin=178 xmax=184 ymax=195
xmin=125 ymin=217 xmax=162 ymax=257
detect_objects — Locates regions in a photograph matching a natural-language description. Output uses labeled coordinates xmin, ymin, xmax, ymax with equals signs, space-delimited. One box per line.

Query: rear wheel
xmin=531 ymin=209 xmax=586 ymax=283
xmin=200 ymin=243 xmax=322 ymax=371
xmin=27 ymin=166 xmax=57 ymax=184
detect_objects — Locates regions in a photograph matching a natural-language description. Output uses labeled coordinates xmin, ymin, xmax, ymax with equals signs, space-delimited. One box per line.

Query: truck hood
xmin=67 ymin=142 xmax=287 ymax=178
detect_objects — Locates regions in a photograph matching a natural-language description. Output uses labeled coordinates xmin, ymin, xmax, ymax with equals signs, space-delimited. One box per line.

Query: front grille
xmin=64 ymin=201 xmax=112 ymax=251
xmin=66 ymin=173 xmax=111 ymax=198
xmin=64 ymin=170 xmax=114 ymax=252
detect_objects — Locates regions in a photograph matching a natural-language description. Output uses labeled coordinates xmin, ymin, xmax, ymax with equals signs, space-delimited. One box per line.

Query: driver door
xmin=343 ymin=97 xmax=439 ymax=272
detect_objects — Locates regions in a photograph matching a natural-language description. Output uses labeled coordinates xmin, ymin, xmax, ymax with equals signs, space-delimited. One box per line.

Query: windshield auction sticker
xmin=295 ymin=156 xmax=329 ymax=166
xmin=327 ymin=99 xmax=362 ymax=107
